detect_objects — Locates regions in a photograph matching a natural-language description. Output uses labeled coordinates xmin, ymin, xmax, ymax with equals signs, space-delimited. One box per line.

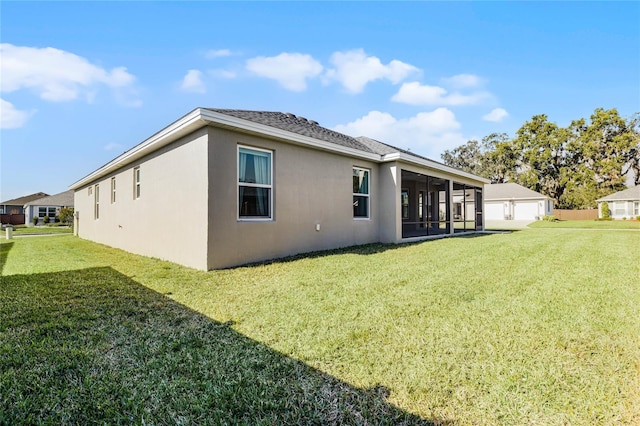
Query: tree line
xmin=441 ymin=108 xmax=640 ymax=209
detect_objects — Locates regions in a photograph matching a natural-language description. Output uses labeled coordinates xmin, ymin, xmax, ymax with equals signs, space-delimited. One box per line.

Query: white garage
xmin=484 ymin=183 xmax=553 ymax=221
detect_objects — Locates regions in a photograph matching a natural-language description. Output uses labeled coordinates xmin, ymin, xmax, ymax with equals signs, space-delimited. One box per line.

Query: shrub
xmin=32 ymin=216 xmax=39 ymax=226
xmin=43 ymin=216 xmax=50 ymax=224
xmin=59 ymin=207 xmax=74 ymax=226
xmin=542 ymin=215 xmax=556 ymax=221
xmin=601 ymin=202 xmax=611 ymax=219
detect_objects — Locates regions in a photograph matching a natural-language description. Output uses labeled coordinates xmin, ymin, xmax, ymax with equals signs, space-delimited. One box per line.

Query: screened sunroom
xmin=400 ymin=169 xmax=483 ymax=239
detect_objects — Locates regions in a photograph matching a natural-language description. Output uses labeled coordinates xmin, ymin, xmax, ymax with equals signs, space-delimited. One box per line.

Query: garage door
xmin=484 ymin=202 xmax=505 ymax=220
xmin=514 ymin=202 xmax=539 ymax=220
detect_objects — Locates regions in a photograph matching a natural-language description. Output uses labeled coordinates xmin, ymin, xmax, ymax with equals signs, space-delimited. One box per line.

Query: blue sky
xmin=1 ymin=1 xmax=639 ymax=201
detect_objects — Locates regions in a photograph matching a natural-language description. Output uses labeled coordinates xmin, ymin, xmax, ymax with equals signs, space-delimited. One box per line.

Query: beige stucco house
xmin=596 ymin=185 xmax=640 ymax=219
xmin=70 ymin=108 xmax=488 ymax=270
xmin=484 ymin=183 xmax=553 ymax=221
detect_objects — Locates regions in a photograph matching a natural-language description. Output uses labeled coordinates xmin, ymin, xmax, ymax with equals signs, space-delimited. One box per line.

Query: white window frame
xmin=133 ymin=167 xmax=141 ymax=199
xmin=353 ymin=167 xmax=370 ymax=220
xmin=634 ymin=201 xmax=639 ymax=216
xmin=94 ymin=184 xmax=100 ymax=220
xmin=111 ymin=177 xmax=116 ymax=204
xmin=614 ymin=201 xmax=626 ymax=216
xmin=237 ymin=145 xmax=273 ymax=221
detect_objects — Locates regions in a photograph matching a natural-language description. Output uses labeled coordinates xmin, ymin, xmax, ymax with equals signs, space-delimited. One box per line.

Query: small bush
xmin=43 ymin=216 xmax=50 ymax=224
xmin=636 ymin=216 xmax=640 ymax=221
xmin=601 ymin=202 xmax=611 ymax=219
xmin=595 ymin=218 xmax=613 ymax=221
xmin=622 ymin=217 xmax=627 ymax=220
xmin=542 ymin=215 xmax=557 ymax=221
xmin=32 ymin=216 xmax=39 ymax=226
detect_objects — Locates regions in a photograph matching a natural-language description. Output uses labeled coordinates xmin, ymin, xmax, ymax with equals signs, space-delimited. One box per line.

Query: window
xmin=614 ymin=201 xmax=626 ymax=216
xmin=133 ymin=167 xmax=141 ymax=199
xmin=111 ymin=177 xmax=116 ymax=203
xmin=353 ymin=167 xmax=370 ymax=219
xmin=634 ymin=201 xmax=639 ymax=216
xmin=238 ymin=146 xmax=272 ymax=219
xmin=94 ymin=184 xmax=100 ymax=220
xmin=401 ymin=190 xmax=409 ymax=220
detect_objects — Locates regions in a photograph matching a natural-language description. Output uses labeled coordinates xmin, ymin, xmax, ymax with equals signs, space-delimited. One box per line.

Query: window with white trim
xmin=238 ymin=146 xmax=272 ymax=219
xmin=634 ymin=201 xmax=639 ymax=216
xmin=133 ymin=167 xmax=141 ymax=199
xmin=94 ymin=184 xmax=100 ymax=220
xmin=353 ymin=167 xmax=370 ymax=219
xmin=111 ymin=177 xmax=116 ymax=204
xmin=614 ymin=201 xmax=626 ymax=216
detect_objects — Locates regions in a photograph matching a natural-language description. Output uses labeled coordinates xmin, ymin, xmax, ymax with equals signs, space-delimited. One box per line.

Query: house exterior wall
xmin=74 ymin=128 xmax=210 ymax=270
xmin=484 ymin=198 xmax=550 ymax=220
xmin=206 ymin=127 xmax=380 ymax=269
xmin=598 ymin=200 xmax=640 ymax=219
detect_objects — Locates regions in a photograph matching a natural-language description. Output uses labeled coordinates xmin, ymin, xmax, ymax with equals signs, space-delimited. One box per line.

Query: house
xmin=24 ymin=190 xmax=75 ymax=225
xmin=70 ymin=108 xmax=489 ymax=270
xmin=484 ymin=182 xmax=553 ymax=221
xmin=0 ymin=192 xmax=49 ymax=225
xmin=596 ymin=185 xmax=640 ymax=219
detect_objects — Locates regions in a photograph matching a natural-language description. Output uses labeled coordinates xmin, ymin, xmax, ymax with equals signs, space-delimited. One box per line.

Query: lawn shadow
xmin=236 ymin=231 xmax=499 ymax=269
xmin=0 ymin=240 xmax=14 ymax=274
xmin=0 ymin=267 xmax=449 ymax=425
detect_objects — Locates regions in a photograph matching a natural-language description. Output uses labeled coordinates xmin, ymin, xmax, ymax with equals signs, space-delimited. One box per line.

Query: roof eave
xmin=70 ymin=108 xmax=382 ymax=191
xmin=381 ymin=152 xmax=490 ymax=184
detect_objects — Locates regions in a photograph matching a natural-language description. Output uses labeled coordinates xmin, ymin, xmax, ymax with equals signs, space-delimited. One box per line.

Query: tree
xmin=441 ymin=139 xmax=484 ymax=176
xmin=440 ymin=133 xmax=513 ymax=183
xmin=601 ymin=201 xmax=611 ymax=219
xmin=511 ymin=114 xmax=571 ymax=206
xmin=59 ymin=207 xmax=74 ymax=226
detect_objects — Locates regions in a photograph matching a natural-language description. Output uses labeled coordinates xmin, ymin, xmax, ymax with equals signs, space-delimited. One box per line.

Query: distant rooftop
xmin=596 ymin=185 xmax=640 ymax=202
xmin=484 ymin=183 xmax=549 ymax=200
xmin=0 ymin=192 xmax=49 ymax=206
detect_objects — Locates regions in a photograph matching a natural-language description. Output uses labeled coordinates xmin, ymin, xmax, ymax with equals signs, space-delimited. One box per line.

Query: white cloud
xmin=392 ymin=81 xmax=490 ymax=106
xmin=334 ymin=108 xmax=466 ymax=158
xmin=0 ymin=98 xmax=33 ymax=129
xmin=103 ymin=142 xmax=124 ymax=151
xmin=483 ymin=108 xmax=509 ymax=122
xmin=209 ymin=69 xmax=237 ymax=79
xmin=324 ymin=49 xmax=419 ymax=93
xmin=0 ymin=43 xmax=139 ymax=105
xmin=205 ymin=49 xmax=233 ymax=59
xmin=180 ymin=69 xmax=206 ymax=93
xmin=246 ymin=53 xmax=323 ymax=92
xmin=441 ymin=73 xmax=484 ymax=89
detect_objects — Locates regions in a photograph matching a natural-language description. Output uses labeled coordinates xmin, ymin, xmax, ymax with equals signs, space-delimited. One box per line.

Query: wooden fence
xmin=554 ymin=209 xmax=598 ymax=221
xmin=1 ymin=214 xmax=26 ymax=225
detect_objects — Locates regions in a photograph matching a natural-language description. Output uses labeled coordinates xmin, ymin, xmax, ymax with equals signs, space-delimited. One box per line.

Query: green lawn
xmin=5 ymin=225 xmax=73 ymax=236
xmin=1 ymin=231 xmax=639 ymax=425
xmin=528 ymin=220 xmax=640 ymax=230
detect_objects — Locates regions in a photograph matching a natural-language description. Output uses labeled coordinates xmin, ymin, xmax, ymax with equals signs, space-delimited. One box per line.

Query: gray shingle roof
xmin=205 ymin=109 xmax=377 ymax=154
xmin=596 ymin=185 xmax=640 ymax=202
xmin=1 ymin=192 xmax=49 ymax=206
xmin=484 ymin=183 xmax=548 ymax=200
xmin=25 ymin=190 xmax=74 ymax=207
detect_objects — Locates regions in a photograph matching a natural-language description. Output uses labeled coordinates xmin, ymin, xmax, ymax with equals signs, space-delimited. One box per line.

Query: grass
xmin=1 ymin=231 xmax=639 ymax=425
xmin=5 ymin=224 xmax=73 ymax=236
xmin=528 ymin=219 xmax=640 ymax=230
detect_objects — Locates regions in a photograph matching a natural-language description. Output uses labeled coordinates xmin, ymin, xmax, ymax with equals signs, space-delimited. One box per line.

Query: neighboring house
xmin=0 ymin=192 xmax=49 ymax=225
xmin=596 ymin=185 xmax=640 ymax=219
xmin=70 ymin=108 xmax=488 ymax=270
xmin=484 ymin=182 xmax=553 ymax=221
xmin=24 ymin=190 xmax=75 ymax=226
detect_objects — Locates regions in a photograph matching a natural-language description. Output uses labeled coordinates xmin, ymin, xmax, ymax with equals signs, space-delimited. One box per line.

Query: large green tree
xmin=441 ymin=108 xmax=639 ymax=209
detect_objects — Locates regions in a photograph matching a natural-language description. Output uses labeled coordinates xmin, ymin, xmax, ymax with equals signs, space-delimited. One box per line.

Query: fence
xmin=554 ymin=209 xmax=598 ymax=221
xmin=1 ymin=214 xmax=26 ymax=225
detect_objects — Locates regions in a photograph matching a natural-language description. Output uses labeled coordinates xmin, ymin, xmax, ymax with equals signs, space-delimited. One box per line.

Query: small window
xmin=94 ymin=184 xmax=100 ymax=220
xmin=111 ymin=177 xmax=116 ymax=203
xmin=133 ymin=167 xmax=141 ymax=199
xmin=401 ymin=190 xmax=409 ymax=220
xmin=88 ymin=186 xmax=92 ymax=196
xmin=238 ymin=146 xmax=273 ymax=219
xmin=353 ymin=167 xmax=370 ymax=219
xmin=634 ymin=201 xmax=639 ymax=216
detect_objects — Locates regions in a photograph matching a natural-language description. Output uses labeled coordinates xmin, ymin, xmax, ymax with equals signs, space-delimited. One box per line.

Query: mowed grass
xmin=1 ymin=230 xmax=639 ymax=425
xmin=528 ymin=219 xmax=640 ymax=230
